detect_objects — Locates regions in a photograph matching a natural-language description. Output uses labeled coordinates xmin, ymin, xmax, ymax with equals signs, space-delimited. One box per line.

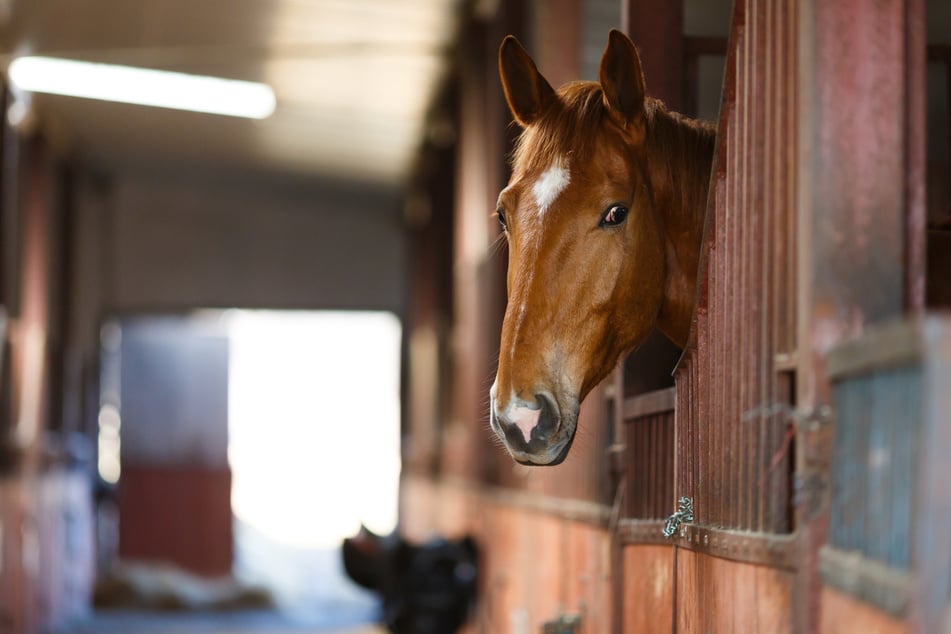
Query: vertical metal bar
xmin=866 ymin=372 xmax=888 ymax=563
xmin=675 ymin=369 xmax=682 ymax=516
xmin=661 ymin=412 xmax=670 ymax=518
xmin=695 ymin=302 xmax=707 ymax=526
xmin=828 ymin=382 xmax=842 ymax=550
xmin=684 ymin=365 xmax=690 ymax=518
xmin=913 ymin=321 xmax=951 ymax=632
xmin=666 ymin=410 xmax=675 ymax=518
xmin=659 ymin=413 xmax=668 ymax=518
xmin=774 ymin=0 xmax=789 ymax=532
xmin=721 ymin=59 xmax=734 ymax=529
xmin=644 ymin=416 xmax=652 ymax=518
xmin=786 ymin=0 xmax=799 ymax=358
xmin=904 ymin=0 xmax=926 ymax=313
xmin=718 ymin=73 xmax=730 ymax=530
xmin=649 ymin=415 xmax=657 ymax=519
xmin=890 ymin=368 xmax=917 ymax=570
xmin=751 ymin=0 xmax=764 ymax=531
xmin=674 ymin=364 xmax=684 ymax=521
xmin=732 ymin=0 xmax=748 ymax=529
xmin=691 ymin=362 xmax=700 ymax=523
xmin=759 ymin=0 xmax=774 ymax=534
xmin=769 ymin=0 xmax=791 ymax=533
xmin=691 ymin=359 xmax=699 ymax=520
xmin=657 ymin=412 xmax=663 ymax=519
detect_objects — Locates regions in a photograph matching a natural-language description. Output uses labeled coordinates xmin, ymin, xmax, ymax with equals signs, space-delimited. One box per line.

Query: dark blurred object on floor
xmin=341 ymin=526 xmax=478 ymax=634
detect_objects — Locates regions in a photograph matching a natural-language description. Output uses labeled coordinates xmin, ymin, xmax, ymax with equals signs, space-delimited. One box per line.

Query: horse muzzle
xmin=489 ymin=391 xmax=576 ymax=466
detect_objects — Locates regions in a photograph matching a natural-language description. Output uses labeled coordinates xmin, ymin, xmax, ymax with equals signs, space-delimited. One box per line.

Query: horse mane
xmin=510 ymin=81 xmax=716 ymax=229
xmin=643 ymin=98 xmax=717 ymax=230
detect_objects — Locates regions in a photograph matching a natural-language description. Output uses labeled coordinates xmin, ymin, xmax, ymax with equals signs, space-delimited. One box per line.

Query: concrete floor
xmin=64 ymin=609 xmax=387 ymax=634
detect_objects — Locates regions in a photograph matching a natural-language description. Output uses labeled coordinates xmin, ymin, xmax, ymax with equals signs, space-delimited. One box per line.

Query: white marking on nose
xmin=509 ymin=405 xmax=541 ymax=444
xmin=532 ymin=159 xmax=570 ymax=216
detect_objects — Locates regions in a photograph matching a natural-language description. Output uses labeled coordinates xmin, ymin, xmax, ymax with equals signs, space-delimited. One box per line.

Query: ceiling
xmin=0 ymin=0 xmax=464 ymax=187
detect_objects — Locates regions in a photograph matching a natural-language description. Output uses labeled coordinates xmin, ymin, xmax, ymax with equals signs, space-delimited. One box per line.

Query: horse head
xmin=489 ymin=30 xmax=713 ymax=465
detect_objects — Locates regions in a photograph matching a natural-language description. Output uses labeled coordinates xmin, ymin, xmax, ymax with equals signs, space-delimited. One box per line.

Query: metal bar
xmin=819 ymin=545 xmax=911 ymax=617
xmin=913 ymin=319 xmax=951 ymax=632
xmin=825 ymin=319 xmax=925 ymax=379
xmin=616 ymin=519 xmax=670 ymax=545
xmin=667 ymin=524 xmax=799 ymax=571
xmin=621 ymin=387 xmax=675 ymax=419
xmin=904 ymin=0 xmax=926 ymax=313
xmin=730 ymin=3 xmax=746 ymax=529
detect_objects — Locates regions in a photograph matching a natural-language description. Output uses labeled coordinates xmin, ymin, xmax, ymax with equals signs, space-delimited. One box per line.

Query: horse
xmin=489 ymin=30 xmax=716 ymax=465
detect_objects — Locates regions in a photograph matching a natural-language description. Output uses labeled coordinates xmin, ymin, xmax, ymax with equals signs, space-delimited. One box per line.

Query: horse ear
xmin=499 ymin=35 xmax=556 ymax=127
xmin=599 ymin=29 xmax=646 ymax=129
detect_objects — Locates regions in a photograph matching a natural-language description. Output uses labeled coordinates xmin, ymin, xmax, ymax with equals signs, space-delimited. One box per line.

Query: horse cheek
xmin=617 ymin=246 xmax=665 ymax=350
xmin=573 ymin=261 xmax=626 ymax=396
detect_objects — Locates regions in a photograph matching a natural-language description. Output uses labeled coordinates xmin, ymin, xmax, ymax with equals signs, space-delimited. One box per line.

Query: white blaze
xmin=532 ymin=159 xmax=570 ymax=216
xmin=509 ymin=404 xmax=541 ymax=444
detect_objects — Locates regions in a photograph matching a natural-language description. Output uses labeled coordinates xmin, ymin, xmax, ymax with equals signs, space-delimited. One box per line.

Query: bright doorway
xmin=226 ymin=310 xmax=402 ymax=617
xmin=99 ymin=309 xmax=402 ymax=623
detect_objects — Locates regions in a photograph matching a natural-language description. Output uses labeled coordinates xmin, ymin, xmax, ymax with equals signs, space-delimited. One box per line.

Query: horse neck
xmin=642 ymin=101 xmax=716 ymax=347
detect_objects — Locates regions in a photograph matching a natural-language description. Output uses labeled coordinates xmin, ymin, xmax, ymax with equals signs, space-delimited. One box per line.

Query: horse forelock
xmin=511 ymin=81 xmax=714 ymax=182
xmin=511 ymin=82 xmax=612 ymax=175
xmin=510 ymin=85 xmax=696 ymax=191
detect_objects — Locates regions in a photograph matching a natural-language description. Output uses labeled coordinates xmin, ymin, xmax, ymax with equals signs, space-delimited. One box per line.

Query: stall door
xmin=617 ymin=0 xmax=800 ymax=630
xmin=114 ymin=316 xmax=232 ymax=576
xmin=670 ymin=0 xmax=800 ymax=629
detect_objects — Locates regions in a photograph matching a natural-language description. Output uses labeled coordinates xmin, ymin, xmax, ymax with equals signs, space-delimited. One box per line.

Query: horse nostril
xmin=534 ymin=392 xmax=560 ymax=437
xmin=493 ymin=393 xmax=563 ymax=456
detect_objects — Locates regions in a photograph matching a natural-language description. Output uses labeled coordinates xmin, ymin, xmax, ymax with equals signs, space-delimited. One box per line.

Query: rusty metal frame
xmin=819 ymin=545 xmax=910 ymax=618
xmin=669 ymin=526 xmax=798 ymax=571
xmin=674 ymin=0 xmax=798 ymax=539
xmin=621 ymin=387 xmax=675 ymax=420
xmin=618 ymin=520 xmax=798 ymax=571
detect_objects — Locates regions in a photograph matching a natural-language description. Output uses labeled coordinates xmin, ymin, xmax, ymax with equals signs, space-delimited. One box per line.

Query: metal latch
xmin=662 ymin=496 xmax=694 ymax=538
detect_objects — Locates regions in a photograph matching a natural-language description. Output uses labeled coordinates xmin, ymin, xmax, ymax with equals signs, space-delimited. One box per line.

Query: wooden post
xmin=796 ymin=0 xmax=926 ymax=629
xmin=622 ymin=0 xmax=684 ymax=112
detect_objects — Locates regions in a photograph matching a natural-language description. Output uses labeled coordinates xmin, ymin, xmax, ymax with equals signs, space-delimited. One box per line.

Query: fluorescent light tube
xmin=8 ymin=56 xmax=276 ymax=119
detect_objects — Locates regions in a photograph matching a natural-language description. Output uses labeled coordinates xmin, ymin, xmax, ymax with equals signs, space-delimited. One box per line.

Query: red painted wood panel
xmin=820 ymin=587 xmax=908 ymax=634
xmin=400 ymin=475 xmax=612 ymax=633
xmin=623 ymin=545 xmax=673 ymax=634
xmin=0 ymin=478 xmax=34 ymax=634
xmin=119 ymin=465 xmax=232 ymax=576
xmin=675 ymin=550 xmax=792 ymax=634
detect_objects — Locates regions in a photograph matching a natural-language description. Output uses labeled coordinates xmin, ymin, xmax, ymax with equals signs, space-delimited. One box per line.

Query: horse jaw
xmin=656 ymin=246 xmax=696 ymax=349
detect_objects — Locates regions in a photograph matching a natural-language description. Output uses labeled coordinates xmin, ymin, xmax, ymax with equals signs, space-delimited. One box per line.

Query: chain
xmin=662 ymin=496 xmax=694 ymax=538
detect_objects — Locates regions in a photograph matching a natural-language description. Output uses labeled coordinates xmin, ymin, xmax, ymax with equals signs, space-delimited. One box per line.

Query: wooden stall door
xmin=614 ymin=0 xmax=797 ymax=629
xmin=667 ymin=0 xmax=800 ymax=630
xmin=117 ymin=317 xmax=232 ymax=576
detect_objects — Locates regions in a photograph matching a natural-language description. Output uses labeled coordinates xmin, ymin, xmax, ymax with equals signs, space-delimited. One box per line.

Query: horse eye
xmin=496 ymin=208 xmax=508 ymax=230
xmin=600 ymin=204 xmax=629 ymax=227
